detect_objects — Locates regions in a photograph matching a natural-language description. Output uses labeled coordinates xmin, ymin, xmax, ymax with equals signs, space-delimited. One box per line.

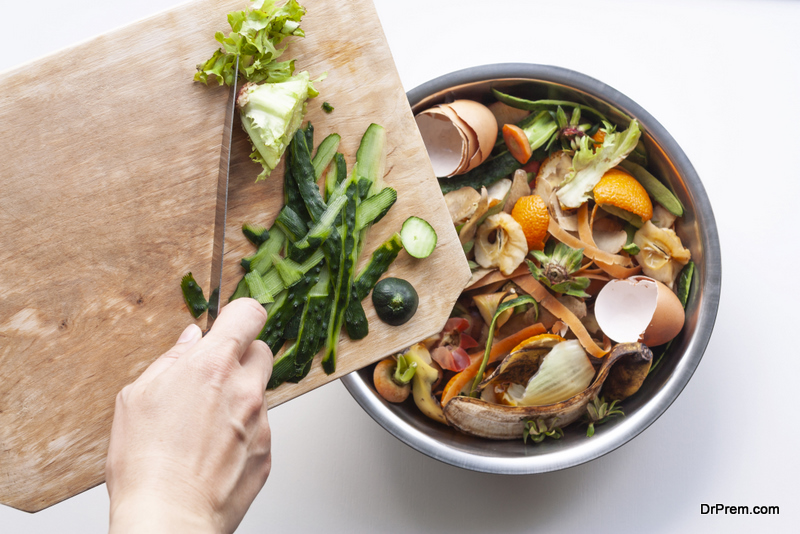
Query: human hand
xmin=106 ymin=298 xmax=273 ymax=534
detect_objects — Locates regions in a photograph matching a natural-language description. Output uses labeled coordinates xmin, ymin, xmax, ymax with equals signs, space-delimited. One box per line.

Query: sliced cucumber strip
xmin=275 ymin=206 xmax=308 ymax=243
xmin=181 ymin=272 xmax=208 ymax=318
xmin=245 ymin=271 xmax=274 ymax=304
xmin=355 ymin=187 xmax=397 ymax=231
xmin=242 ymin=222 xmax=270 ymax=247
xmin=261 ymin=268 xmax=285 ymax=297
xmin=400 ymin=216 xmax=437 ymax=259
xmin=272 ymin=255 xmax=303 ymax=288
xmin=312 ymin=133 xmax=341 ymax=180
xmin=229 ymin=276 xmax=250 ymax=301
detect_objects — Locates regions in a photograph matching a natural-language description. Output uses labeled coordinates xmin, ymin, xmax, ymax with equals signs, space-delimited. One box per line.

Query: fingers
xmin=200 ymin=298 xmax=268 ymax=363
xmin=239 ymin=340 xmax=273 ymax=390
xmin=136 ymin=324 xmax=203 ymax=384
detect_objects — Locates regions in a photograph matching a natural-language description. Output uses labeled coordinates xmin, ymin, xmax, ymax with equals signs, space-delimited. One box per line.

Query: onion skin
xmin=477 ymin=335 xmax=563 ymax=390
xmin=518 ymin=340 xmax=595 ymax=406
xmin=443 ymin=343 xmax=648 ymax=440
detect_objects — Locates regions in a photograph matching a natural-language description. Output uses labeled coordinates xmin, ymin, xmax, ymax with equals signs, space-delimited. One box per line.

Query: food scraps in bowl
xmin=372 ymin=87 xmax=696 ymax=442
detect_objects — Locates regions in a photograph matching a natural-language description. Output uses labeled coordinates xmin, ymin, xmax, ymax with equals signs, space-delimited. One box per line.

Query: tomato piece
xmin=459 ymin=333 xmax=479 ymax=350
xmin=431 ymin=346 xmax=470 ymax=372
xmin=444 ymin=317 xmax=469 ymax=333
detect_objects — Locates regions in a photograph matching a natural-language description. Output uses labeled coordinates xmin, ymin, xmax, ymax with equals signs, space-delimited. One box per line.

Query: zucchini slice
xmin=372 ymin=277 xmax=418 ymax=326
xmin=400 ymin=216 xmax=438 ymax=259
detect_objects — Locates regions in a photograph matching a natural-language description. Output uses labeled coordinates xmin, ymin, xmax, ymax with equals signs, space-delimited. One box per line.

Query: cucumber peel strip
xmin=245 ymin=271 xmax=274 ymax=304
xmin=312 ymin=133 xmax=341 ymax=180
xmin=355 ymin=187 xmax=397 ymax=231
xmin=492 ymin=88 xmax=609 ymax=122
xmin=181 ymin=272 xmax=208 ymax=318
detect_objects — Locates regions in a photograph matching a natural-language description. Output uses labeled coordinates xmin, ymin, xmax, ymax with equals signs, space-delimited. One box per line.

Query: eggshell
xmin=415 ymin=100 xmax=499 ymax=178
xmin=446 ymin=100 xmax=499 ymax=162
xmin=634 ymin=276 xmax=685 ymax=347
xmin=464 ymin=139 xmax=485 ymax=172
xmin=595 ymin=277 xmax=658 ymax=343
xmin=415 ymin=108 xmax=465 ymax=177
xmin=439 ymin=104 xmax=480 ymax=173
xmin=595 ymin=276 xmax=686 ymax=347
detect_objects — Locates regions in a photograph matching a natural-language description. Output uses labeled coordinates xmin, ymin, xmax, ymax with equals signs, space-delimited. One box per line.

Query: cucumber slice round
xmin=400 ymin=216 xmax=437 ymax=259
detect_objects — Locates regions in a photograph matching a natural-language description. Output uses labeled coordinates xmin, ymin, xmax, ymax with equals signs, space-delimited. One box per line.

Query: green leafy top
xmin=194 ymin=0 xmax=307 ymax=86
xmin=527 ymin=242 xmax=591 ymax=298
xmin=675 ymin=261 xmax=695 ymax=308
xmin=583 ymin=396 xmax=624 ymax=437
xmin=554 ymin=106 xmax=594 ymax=152
xmin=523 ymin=418 xmax=564 ymax=444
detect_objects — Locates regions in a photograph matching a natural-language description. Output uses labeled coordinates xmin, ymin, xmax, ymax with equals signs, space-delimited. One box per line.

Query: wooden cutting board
xmin=0 ymin=0 xmax=469 ymax=512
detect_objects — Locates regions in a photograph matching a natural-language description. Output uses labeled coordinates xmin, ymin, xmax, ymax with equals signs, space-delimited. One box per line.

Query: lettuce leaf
xmin=195 ymin=0 xmax=307 ymax=85
xmin=556 ymin=120 xmax=641 ymax=209
xmin=239 ymin=71 xmax=316 ymax=181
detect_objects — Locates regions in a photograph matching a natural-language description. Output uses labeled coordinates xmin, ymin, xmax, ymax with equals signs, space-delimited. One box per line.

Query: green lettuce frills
xmin=194 ymin=0 xmax=307 ymax=86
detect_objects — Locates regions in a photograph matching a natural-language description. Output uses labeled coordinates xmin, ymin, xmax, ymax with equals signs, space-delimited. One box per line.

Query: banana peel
xmin=443 ymin=343 xmax=652 ymax=440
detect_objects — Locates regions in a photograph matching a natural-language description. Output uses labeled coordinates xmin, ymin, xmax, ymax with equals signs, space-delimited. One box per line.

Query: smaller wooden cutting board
xmin=0 ymin=0 xmax=469 ymax=512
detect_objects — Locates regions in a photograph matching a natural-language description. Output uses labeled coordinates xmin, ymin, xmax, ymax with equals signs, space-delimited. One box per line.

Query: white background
xmin=2 ymin=0 xmax=799 ymax=532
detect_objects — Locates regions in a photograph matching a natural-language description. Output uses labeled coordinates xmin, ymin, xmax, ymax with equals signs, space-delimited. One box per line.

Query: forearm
xmin=109 ymin=495 xmax=219 ymax=534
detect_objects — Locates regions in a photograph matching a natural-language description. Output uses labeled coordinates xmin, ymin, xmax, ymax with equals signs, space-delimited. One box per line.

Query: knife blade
xmin=206 ymin=55 xmax=241 ymax=330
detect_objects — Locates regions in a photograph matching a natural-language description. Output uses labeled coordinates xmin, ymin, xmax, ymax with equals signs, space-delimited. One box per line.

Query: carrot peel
xmin=503 ymin=124 xmax=533 ymax=164
xmin=512 ymin=274 xmax=608 ymax=358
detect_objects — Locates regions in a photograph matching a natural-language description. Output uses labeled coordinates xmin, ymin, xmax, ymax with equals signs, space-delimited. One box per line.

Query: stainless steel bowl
xmin=342 ymin=63 xmax=721 ymax=474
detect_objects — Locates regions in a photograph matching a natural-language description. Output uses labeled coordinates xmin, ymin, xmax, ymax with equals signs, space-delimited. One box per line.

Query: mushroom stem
xmin=373 ymin=358 xmax=411 ymax=403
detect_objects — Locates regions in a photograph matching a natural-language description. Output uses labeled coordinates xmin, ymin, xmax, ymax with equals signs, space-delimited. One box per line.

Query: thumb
xmin=136 ymin=324 xmax=203 ymax=384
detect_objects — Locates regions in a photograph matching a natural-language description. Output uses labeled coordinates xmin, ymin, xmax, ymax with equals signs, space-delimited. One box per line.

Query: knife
xmin=206 ymin=55 xmax=241 ymax=330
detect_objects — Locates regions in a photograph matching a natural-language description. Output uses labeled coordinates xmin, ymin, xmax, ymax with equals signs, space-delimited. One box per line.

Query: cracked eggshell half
xmin=415 ymin=100 xmax=498 ymax=177
xmin=445 ymin=100 xmax=499 ymax=162
xmin=438 ymin=104 xmax=480 ymax=173
xmin=415 ymin=107 xmax=466 ymax=177
xmin=595 ymin=276 xmax=685 ymax=347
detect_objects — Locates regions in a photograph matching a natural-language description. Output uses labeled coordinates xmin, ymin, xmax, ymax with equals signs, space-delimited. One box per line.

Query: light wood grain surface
xmin=0 ymin=0 xmax=469 ymax=512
